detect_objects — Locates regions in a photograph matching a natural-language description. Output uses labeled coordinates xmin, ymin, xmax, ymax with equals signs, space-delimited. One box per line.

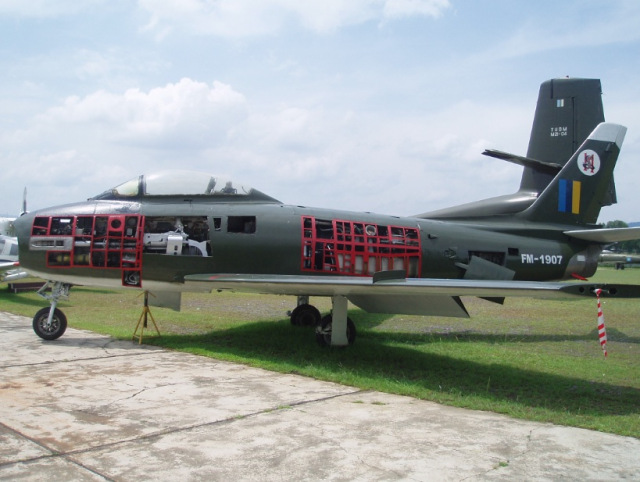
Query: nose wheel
xmin=32 ymin=281 xmax=71 ymax=340
xmin=33 ymin=306 xmax=67 ymax=340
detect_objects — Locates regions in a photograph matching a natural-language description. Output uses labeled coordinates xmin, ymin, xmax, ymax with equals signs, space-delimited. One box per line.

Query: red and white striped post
xmin=595 ymin=289 xmax=608 ymax=358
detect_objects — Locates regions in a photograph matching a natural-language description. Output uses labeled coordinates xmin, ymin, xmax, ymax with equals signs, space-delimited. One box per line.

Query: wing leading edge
xmin=564 ymin=226 xmax=640 ymax=243
xmin=184 ymin=273 xmax=640 ymax=318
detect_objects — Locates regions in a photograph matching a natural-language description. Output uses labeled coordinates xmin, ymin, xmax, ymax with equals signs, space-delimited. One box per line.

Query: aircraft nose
xmin=13 ymin=212 xmax=33 ymax=245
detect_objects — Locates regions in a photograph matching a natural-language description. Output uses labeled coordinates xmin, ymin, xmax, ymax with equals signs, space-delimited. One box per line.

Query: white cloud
xmin=220 ymin=95 xmax=530 ymax=215
xmin=71 ymin=49 xmax=168 ymax=85
xmin=482 ymin=3 xmax=640 ymax=61
xmin=138 ymin=0 xmax=450 ymax=38
xmin=2 ymin=72 xmax=634 ymax=222
xmin=3 ymin=0 xmax=640 ymax=227
xmin=383 ymin=0 xmax=449 ymax=18
xmin=40 ymin=78 xmax=247 ymax=148
xmin=0 ymin=0 xmax=106 ymax=17
xmin=0 ymin=78 xmax=253 ymax=212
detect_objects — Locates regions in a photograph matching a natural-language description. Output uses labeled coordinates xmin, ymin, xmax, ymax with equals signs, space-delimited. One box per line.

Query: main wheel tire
xmin=33 ymin=307 xmax=67 ymax=340
xmin=315 ymin=314 xmax=356 ymax=347
xmin=290 ymin=303 xmax=321 ymax=326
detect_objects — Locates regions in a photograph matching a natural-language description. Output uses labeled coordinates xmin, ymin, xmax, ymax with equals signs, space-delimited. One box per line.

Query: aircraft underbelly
xmin=348 ymin=294 xmax=470 ymax=318
xmin=22 ymin=268 xmax=210 ymax=293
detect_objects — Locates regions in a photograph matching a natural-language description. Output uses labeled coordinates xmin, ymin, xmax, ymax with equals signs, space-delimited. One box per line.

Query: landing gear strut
xmin=314 ymin=295 xmax=356 ymax=347
xmin=33 ymin=281 xmax=71 ymax=340
xmin=315 ymin=314 xmax=356 ymax=347
xmin=289 ymin=295 xmax=357 ymax=346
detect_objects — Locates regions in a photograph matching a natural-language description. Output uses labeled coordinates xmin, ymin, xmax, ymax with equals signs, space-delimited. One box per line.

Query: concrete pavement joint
xmin=1 ymin=385 xmax=365 ymax=472
xmin=0 ymin=445 xmax=115 ymax=482
xmin=0 ymin=420 xmax=60 ymax=465
xmin=64 ymin=458 xmax=115 ymax=482
xmin=0 ymin=350 xmax=160 ymax=369
xmin=3 ymin=313 xmax=640 ymax=480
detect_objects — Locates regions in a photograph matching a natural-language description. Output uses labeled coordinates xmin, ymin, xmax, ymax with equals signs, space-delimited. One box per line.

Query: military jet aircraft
xmin=12 ymin=119 xmax=640 ymax=346
xmin=0 ymin=234 xmax=27 ymax=282
xmin=1 ymin=191 xmax=29 ymax=282
xmin=599 ymin=251 xmax=640 ymax=270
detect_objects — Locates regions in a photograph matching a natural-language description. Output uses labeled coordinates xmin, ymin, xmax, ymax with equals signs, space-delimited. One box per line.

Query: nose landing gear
xmin=32 ymin=281 xmax=71 ymax=340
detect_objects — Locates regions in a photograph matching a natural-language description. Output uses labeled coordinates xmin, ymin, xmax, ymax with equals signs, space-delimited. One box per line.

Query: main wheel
xmin=290 ymin=303 xmax=321 ymax=326
xmin=33 ymin=307 xmax=68 ymax=340
xmin=315 ymin=314 xmax=356 ymax=347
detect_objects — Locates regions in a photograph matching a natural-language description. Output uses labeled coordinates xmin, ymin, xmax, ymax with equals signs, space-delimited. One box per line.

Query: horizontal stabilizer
xmin=482 ymin=149 xmax=561 ymax=175
xmin=564 ymin=227 xmax=640 ymax=243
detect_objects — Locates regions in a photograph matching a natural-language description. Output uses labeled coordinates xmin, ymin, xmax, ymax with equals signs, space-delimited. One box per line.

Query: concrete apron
xmin=1 ymin=312 xmax=638 ymax=481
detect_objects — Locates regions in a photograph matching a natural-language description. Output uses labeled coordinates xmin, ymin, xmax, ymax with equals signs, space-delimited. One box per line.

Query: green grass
xmin=2 ymin=268 xmax=639 ymax=438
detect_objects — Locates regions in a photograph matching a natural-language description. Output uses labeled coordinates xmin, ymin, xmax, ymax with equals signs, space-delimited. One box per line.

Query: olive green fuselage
xmin=14 ymin=196 xmax=598 ymax=292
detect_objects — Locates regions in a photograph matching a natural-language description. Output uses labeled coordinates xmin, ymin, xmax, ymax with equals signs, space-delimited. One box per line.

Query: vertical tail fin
xmin=522 ymin=78 xmax=609 ymax=196
xmin=526 ymin=78 xmax=604 ymax=169
xmin=520 ymin=123 xmax=626 ymax=226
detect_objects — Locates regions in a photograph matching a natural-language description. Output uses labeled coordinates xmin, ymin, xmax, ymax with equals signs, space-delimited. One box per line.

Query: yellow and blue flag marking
xmin=558 ymin=179 xmax=581 ymax=214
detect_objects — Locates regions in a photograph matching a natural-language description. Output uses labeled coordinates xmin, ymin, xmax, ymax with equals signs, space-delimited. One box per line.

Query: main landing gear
xmin=315 ymin=314 xmax=356 ymax=347
xmin=290 ymin=295 xmax=357 ymax=347
xmin=289 ymin=296 xmax=321 ymax=326
xmin=30 ymin=286 xmax=358 ymax=347
xmin=32 ymin=281 xmax=71 ymax=340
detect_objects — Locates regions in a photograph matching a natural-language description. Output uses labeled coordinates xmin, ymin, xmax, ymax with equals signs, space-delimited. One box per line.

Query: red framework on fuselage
xmin=301 ymin=216 xmax=422 ymax=277
xmin=30 ymin=214 xmax=144 ymax=287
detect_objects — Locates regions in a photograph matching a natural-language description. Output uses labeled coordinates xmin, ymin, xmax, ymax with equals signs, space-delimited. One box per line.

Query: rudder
xmin=523 ymin=78 xmax=607 ymax=194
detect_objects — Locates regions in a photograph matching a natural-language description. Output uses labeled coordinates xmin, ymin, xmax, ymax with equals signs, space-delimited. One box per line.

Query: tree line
xmin=603 ymin=220 xmax=640 ymax=253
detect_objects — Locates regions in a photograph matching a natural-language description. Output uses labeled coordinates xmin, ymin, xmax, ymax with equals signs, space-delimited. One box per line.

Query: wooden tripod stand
xmin=132 ymin=291 xmax=161 ymax=344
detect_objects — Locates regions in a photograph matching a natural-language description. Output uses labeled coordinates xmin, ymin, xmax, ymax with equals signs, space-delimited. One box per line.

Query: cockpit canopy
xmin=91 ymin=170 xmax=280 ymax=202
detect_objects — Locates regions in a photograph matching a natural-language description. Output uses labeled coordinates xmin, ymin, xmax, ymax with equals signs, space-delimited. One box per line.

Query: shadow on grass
xmin=0 ymin=293 xmax=49 ymax=308
xmin=364 ymin=326 xmax=640 ymax=344
xmin=147 ymin=318 xmax=640 ymax=419
xmin=0 ymin=287 xmax=122 ymax=312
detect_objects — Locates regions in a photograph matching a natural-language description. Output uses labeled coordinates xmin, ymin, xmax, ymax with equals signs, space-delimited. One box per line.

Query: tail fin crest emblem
xmin=579 ymin=150 xmax=600 ymax=176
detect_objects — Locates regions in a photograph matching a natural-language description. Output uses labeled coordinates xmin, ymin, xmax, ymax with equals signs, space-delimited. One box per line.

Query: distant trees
xmin=603 ymin=220 xmax=640 ymax=253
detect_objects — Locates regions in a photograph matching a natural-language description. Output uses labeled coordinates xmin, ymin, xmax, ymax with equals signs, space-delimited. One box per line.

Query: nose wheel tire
xmin=315 ymin=314 xmax=356 ymax=347
xmin=33 ymin=307 xmax=67 ymax=340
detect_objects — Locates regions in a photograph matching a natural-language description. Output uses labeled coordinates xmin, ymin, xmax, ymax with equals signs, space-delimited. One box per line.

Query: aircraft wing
xmin=564 ymin=227 xmax=640 ymax=243
xmin=600 ymin=253 xmax=640 ymax=263
xmin=184 ymin=273 xmax=640 ymax=298
xmin=0 ymin=261 xmax=19 ymax=271
xmin=0 ymin=262 xmax=28 ymax=282
xmin=184 ymin=273 xmax=640 ymax=318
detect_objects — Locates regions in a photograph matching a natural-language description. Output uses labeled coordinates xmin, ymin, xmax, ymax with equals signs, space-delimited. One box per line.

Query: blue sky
xmin=1 ymin=0 xmax=639 ymax=222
